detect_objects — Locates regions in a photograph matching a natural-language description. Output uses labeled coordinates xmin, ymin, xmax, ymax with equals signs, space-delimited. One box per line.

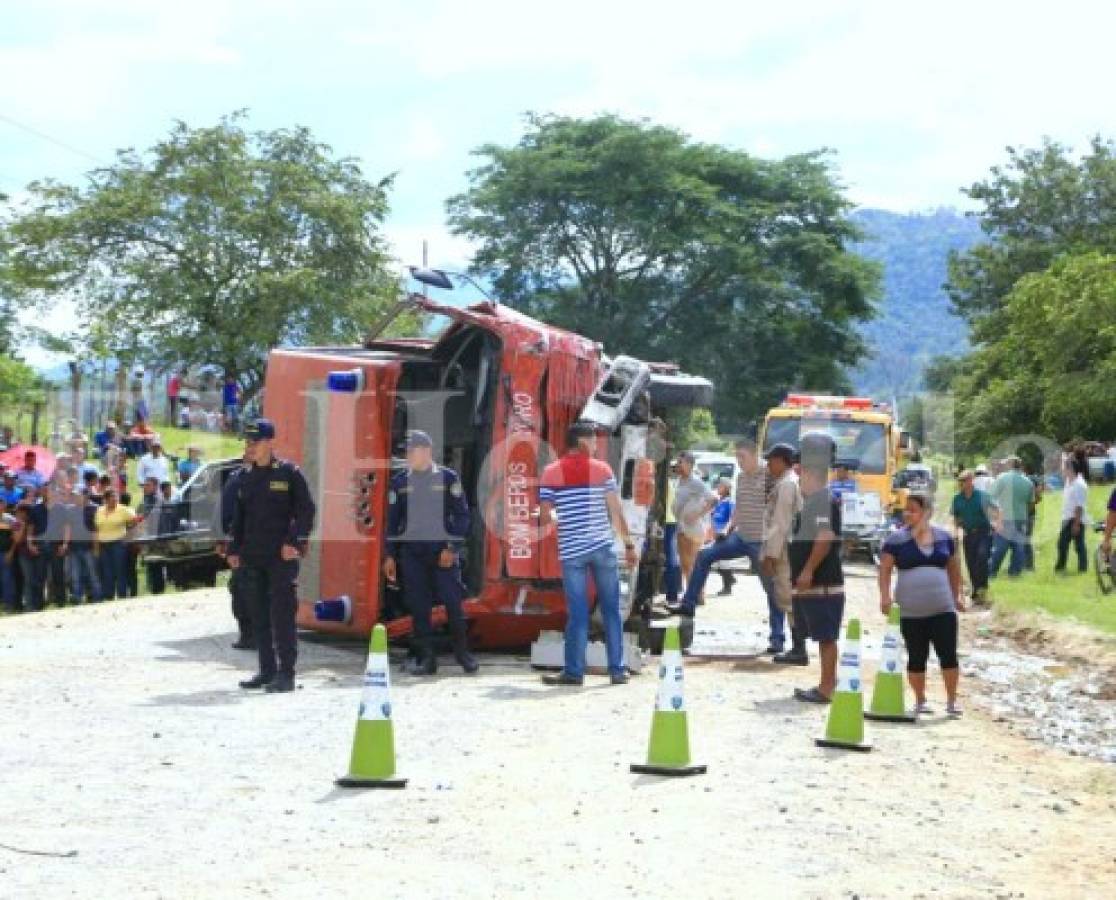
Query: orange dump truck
xmin=261 ymin=290 xmax=712 ymax=649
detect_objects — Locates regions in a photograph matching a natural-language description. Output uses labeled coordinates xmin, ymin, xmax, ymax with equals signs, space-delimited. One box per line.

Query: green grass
xmin=154 ymin=425 xmax=242 ymax=465
xmin=984 ymin=484 xmax=1116 ymax=635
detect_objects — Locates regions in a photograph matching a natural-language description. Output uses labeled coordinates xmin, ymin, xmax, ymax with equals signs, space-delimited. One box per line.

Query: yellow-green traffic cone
xmin=816 ymin=618 xmax=872 ymax=752
xmin=336 ymin=624 xmax=407 ymax=788
xmin=866 ymin=605 xmax=917 ymax=723
xmin=631 ymin=626 xmax=706 ymax=776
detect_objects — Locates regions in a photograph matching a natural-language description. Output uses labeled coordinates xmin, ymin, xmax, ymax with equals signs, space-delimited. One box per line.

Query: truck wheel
xmin=648 ymin=373 xmax=715 ymax=409
xmin=165 ymin=565 xmax=186 ymax=590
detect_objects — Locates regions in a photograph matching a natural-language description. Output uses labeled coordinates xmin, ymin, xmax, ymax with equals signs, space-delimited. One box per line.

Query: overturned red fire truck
xmin=260 ymin=285 xmax=712 ymax=649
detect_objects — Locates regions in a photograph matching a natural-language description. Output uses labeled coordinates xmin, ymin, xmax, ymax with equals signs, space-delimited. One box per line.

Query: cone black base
xmin=865 ymin=711 xmax=918 ymax=723
xmin=814 ymin=738 xmax=872 ymax=752
xmin=630 ymin=763 xmax=707 ymax=776
xmin=335 ymin=776 xmax=409 ymax=789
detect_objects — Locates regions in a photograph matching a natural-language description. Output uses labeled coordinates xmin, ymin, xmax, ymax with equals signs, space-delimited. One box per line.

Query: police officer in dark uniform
xmin=229 ymin=419 xmax=316 ymax=693
xmin=383 ymin=430 xmax=478 ymax=676
xmin=218 ymin=453 xmax=253 ymax=650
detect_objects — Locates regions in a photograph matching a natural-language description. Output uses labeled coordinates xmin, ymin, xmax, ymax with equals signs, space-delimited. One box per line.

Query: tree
xmin=0 ymin=355 xmax=48 ymax=439
xmin=952 ymin=253 xmax=1116 ymax=447
xmin=948 ymin=138 xmax=1116 ymax=340
xmin=939 ymin=139 xmax=1116 ymax=449
xmin=0 ymin=113 xmax=399 ymax=398
xmin=447 ymin=114 xmax=878 ymax=428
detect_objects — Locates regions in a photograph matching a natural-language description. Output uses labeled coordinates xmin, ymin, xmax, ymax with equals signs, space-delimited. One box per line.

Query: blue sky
xmin=4 ymin=0 xmax=1116 ymax=356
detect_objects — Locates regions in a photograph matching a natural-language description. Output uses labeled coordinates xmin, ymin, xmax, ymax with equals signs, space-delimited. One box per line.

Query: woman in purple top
xmin=878 ymin=494 xmax=966 ymax=717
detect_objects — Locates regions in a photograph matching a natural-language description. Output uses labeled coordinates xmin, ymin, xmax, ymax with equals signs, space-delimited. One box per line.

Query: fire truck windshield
xmin=764 ymin=418 xmax=888 ymax=474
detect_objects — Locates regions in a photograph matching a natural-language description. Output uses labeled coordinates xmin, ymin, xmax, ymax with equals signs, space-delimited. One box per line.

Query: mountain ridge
xmin=848 ymin=207 xmax=983 ymax=400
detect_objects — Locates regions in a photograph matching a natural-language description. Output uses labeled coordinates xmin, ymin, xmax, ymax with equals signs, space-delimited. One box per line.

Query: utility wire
xmin=0 ymin=111 xmax=108 ymax=166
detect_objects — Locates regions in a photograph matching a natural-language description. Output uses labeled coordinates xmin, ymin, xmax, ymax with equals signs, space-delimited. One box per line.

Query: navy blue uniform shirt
xmin=228 ymin=458 xmax=315 ymax=564
xmin=386 ymin=464 xmax=470 ymax=559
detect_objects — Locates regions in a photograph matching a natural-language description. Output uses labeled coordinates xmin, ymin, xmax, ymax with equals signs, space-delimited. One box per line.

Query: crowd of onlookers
xmin=0 ymin=423 xmax=206 ymax=613
xmin=949 ymin=447 xmax=1103 ymax=604
xmin=0 ymin=364 xmax=256 ymax=614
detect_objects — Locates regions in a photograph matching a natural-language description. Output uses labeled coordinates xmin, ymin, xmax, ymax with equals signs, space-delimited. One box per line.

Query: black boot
xmin=407 ymin=639 xmax=438 ymax=676
xmin=773 ymin=627 xmax=808 ymax=665
xmin=239 ymin=672 xmax=275 ymax=689
xmin=265 ymin=672 xmax=296 ymax=693
xmin=451 ymin=622 xmax=479 ymax=674
xmin=232 ymin=627 xmax=256 ymax=650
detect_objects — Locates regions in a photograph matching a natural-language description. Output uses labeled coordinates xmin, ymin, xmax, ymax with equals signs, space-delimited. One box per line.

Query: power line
xmin=0 ymin=111 xmax=108 ymax=166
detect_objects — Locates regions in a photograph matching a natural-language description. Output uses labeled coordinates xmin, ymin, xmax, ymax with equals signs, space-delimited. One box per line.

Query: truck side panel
xmin=263 ymin=350 xmax=400 ymax=635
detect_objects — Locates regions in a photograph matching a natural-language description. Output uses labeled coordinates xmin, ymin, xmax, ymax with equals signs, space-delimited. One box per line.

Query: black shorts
xmin=900 ymin=612 xmax=959 ymax=673
xmin=791 ymin=592 xmax=845 ymax=642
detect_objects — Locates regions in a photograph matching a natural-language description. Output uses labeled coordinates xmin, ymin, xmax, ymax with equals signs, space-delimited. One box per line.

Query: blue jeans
xmin=990 ymin=520 xmax=1027 ymax=578
xmin=560 ymin=544 xmax=625 ymax=678
xmin=98 ymin=541 xmax=128 ymax=599
xmin=680 ymin=533 xmax=784 ymax=647
xmin=662 ymin=523 xmax=681 ymax=602
xmin=70 ymin=547 xmax=101 ymax=602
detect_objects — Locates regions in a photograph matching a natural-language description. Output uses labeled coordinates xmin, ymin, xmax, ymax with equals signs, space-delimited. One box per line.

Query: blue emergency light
xmin=314 ymin=595 xmax=353 ymax=624
xmin=327 ymin=368 xmax=364 ymax=393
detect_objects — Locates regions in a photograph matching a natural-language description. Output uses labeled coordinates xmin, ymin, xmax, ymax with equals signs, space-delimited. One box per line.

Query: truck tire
xmin=648 ymin=373 xmax=714 ymax=409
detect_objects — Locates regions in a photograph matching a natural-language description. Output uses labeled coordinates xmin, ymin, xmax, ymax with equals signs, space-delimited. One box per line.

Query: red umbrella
xmin=0 ymin=444 xmax=57 ymax=478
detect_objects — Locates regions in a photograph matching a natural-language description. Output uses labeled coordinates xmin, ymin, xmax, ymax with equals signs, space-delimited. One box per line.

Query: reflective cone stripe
xmin=867 ymin=605 xmax=917 ymax=723
xmin=631 ymin=626 xmax=706 ymax=776
xmin=816 ymin=618 xmax=872 ymax=752
xmin=336 ymin=624 xmax=408 ymax=788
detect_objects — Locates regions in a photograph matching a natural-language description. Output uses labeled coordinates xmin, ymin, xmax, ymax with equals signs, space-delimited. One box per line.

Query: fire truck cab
xmin=261 ymin=292 xmax=712 ymax=649
xmin=760 ymin=394 xmax=912 ymax=563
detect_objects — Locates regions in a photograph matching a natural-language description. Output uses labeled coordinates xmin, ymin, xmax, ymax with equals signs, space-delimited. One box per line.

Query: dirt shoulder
xmin=1 ymin=570 xmax=1114 ymax=899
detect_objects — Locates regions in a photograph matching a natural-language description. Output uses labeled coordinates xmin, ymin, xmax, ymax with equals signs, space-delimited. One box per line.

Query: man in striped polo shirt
xmin=538 ymin=421 xmax=638 ymax=686
xmin=669 ymin=438 xmax=784 ymax=652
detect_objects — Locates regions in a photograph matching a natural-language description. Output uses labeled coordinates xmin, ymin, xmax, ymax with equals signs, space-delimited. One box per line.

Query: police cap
xmin=244 ymin=418 xmax=276 ymax=441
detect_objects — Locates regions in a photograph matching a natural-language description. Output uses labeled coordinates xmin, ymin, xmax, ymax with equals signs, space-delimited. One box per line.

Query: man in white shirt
xmin=1055 ymin=457 xmax=1089 ymax=573
xmin=137 ymin=439 xmax=171 ymax=487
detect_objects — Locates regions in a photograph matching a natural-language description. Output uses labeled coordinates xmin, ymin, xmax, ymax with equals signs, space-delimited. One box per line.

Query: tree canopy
xmin=942 ymin=138 xmax=1116 ymax=450
xmin=0 ymin=354 xmax=47 ymax=419
xmin=0 ymin=113 xmax=399 ymax=397
xmin=948 ymin=138 xmax=1116 ymax=339
xmin=448 ymin=114 xmax=878 ymax=428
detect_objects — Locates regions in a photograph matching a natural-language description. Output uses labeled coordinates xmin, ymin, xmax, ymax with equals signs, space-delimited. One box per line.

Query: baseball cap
xmin=764 ymin=443 xmax=795 ymax=465
xmin=404 ymin=430 xmax=433 ymax=449
xmin=243 ymin=418 xmax=276 ymax=441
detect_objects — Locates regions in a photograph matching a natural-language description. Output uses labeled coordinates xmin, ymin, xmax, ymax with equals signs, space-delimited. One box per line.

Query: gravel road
xmin=2 ymin=567 xmax=1114 ymax=899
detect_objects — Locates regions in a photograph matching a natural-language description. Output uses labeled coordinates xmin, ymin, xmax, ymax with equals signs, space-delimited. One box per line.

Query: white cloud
xmin=0 ymin=2 xmax=240 ymax=124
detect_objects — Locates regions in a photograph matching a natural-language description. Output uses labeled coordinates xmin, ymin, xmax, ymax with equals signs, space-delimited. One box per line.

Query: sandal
xmin=794 ymin=686 xmax=832 ymax=705
xmin=947 ymin=702 xmax=963 ymax=718
xmin=915 ymin=701 xmax=933 ymax=716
